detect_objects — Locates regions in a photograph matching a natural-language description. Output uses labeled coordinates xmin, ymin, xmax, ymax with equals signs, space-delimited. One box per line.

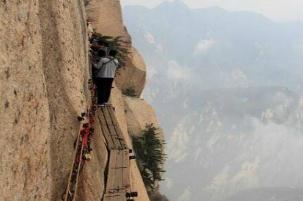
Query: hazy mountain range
xmin=224 ymin=188 xmax=303 ymax=201
xmin=123 ymin=2 xmax=303 ymax=201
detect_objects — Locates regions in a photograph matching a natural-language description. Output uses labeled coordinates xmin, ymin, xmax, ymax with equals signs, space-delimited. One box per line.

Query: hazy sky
xmin=121 ymin=0 xmax=303 ymax=22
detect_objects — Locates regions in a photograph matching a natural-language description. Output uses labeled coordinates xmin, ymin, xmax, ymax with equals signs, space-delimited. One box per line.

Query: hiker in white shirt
xmin=94 ymin=49 xmax=119 ymax=105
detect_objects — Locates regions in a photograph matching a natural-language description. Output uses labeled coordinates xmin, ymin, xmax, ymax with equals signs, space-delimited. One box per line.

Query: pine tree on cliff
xmin=132 ymin=124 xmax=166 ymax=191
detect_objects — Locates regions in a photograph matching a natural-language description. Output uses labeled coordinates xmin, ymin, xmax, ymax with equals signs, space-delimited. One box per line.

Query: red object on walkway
xmin=81 ymin=124 xmax=90 ymax=147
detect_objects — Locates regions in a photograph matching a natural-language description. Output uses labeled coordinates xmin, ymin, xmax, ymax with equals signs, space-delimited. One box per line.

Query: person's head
xmin=109 ymin=49 xmax=118 ymax=57
xmin=98 ymin=49 xmax=107 ymax=57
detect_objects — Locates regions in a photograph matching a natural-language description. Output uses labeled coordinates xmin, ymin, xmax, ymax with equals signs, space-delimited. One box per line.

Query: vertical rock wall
xmin=0 ymin=1 xmax=89 ymax=200
xmin=0 ymin=1 xmax=51 ymax=200
xmin=38 ymin=1 xmax=89 ymax=200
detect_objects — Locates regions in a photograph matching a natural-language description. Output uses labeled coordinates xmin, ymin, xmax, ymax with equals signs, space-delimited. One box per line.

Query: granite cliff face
xmin=0 ymin=1 xmax=158 ymax=201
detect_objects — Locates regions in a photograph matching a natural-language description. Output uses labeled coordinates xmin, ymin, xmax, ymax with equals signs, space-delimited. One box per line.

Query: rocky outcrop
xmin=116 ymin=47 xmax=146 ymax=97
xmin=86 ymin=0 xmax=127 ymax=37
xmin=124 ymin=97 xmax=161 ymax=137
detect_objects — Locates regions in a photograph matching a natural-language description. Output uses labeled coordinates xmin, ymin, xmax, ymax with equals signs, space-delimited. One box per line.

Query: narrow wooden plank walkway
xmin=96 ymin=105 xmax=133 ymax=201
xmin=105 ymin=150 xmax=130 ymax=193
xmin=63 ymin=104 xmax=135 ymax=201
xmin=97 ymin=106 xmax=127 ymax=150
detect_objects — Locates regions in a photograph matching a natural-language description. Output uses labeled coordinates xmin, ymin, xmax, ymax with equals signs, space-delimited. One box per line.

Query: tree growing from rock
xmin=132 ymin=124 xmax=166 ymax=192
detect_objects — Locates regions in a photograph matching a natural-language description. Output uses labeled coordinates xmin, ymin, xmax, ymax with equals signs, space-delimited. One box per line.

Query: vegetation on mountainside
xmin=122 ymin=87 xmax=137 ymax=97
xmin=132 ymin=124 xmax=169 ymax=200
xmin=90 ymin=32 xmax=130 ymax=67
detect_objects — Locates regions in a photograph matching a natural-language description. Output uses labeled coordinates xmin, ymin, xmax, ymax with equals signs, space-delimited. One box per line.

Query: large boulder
xmin=86 ymin=0 xmax=127 ymax=37
xmin=116 ymin=47 xmax=146 ymax=97
xmin=124 ymin=97 xmax=161 ymax=137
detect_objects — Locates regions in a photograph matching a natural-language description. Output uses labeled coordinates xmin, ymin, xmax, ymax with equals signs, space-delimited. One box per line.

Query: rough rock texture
xmin=116 ymin=47 xmax=146 ymax=97
xmin=86 ymin=0 xmax=126 ymax=37
xmin=0 ymin=2 xmax=51 ymax=200
xmin=125 ymin=97 xmax=161 ymax=137
xmin=0 ymin=1 xmax=90 ymax=200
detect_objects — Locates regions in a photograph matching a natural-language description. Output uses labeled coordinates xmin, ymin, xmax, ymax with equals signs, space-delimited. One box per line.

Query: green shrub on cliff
xmin=122 ymin=87 xmax=137 ymax=97
xmin=90 ymin=32 xmax=129 ymax=67
xmin=132 ymin=124 xmax=166 ymax=191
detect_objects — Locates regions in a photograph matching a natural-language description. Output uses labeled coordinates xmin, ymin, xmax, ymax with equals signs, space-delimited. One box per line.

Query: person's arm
xmin=92 ymin=62 xmax=98 ymax=68
xmin=95 ymin=58 xmax=105 ymax=70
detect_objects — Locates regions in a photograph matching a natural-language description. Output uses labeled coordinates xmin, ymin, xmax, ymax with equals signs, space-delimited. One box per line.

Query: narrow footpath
xmin=97 ymin=105 xmax=137 ymax=201
xmin=63 ymin=105 xmax=137 ymax=201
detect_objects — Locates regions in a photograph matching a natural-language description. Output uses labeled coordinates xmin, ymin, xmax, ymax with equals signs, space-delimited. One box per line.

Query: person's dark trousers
xmin=95 ymin=77 xmax=114 ymax=104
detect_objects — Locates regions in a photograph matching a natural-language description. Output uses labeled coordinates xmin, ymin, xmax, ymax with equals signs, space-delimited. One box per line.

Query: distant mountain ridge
xmin=223 ymin=187 xmax=303 ymax=201
xmin=123 ymin=2 xmax=303 ymax=201
xmin=124 ymin=1 xmax=303 ymax=90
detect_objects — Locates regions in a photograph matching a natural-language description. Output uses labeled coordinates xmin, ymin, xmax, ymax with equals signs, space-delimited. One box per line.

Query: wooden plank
xmin=101 ymin=106 xmax=116 ymax=148
xmin=107 ymin=107 xmax=127 ymax=149
xmin=115 ymin=150 xmax=123 ymax=191
xmin=97 ymin=108 xmax=115 ymax=149
xmin=110 ymin=150 xmax=119 ymax=191
xmin=102 ymin=106 xmax=120 ymax=149
xmin=107 ymin=150 xmax=129 ymax=193
xmin=122 ymin=149 xmax=130 ymax=189
xmin=102 ymin=106 xmax=114 ymax=126
xmin=103 ymin=193 xmax=126 ymax=201
xmin=106 ymin=150 xmax=118 ymax=192
xmin=112 ymin=150 xmax=119 ymax=192
xmin=108 ymin=106 xmax=127 ymax=150
xmin=106 ymin=105 xmax=118 ymax=126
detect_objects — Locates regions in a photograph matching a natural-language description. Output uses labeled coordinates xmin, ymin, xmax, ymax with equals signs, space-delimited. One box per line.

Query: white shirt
xmin=95 ymin=57 xmax=119 ymax=78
